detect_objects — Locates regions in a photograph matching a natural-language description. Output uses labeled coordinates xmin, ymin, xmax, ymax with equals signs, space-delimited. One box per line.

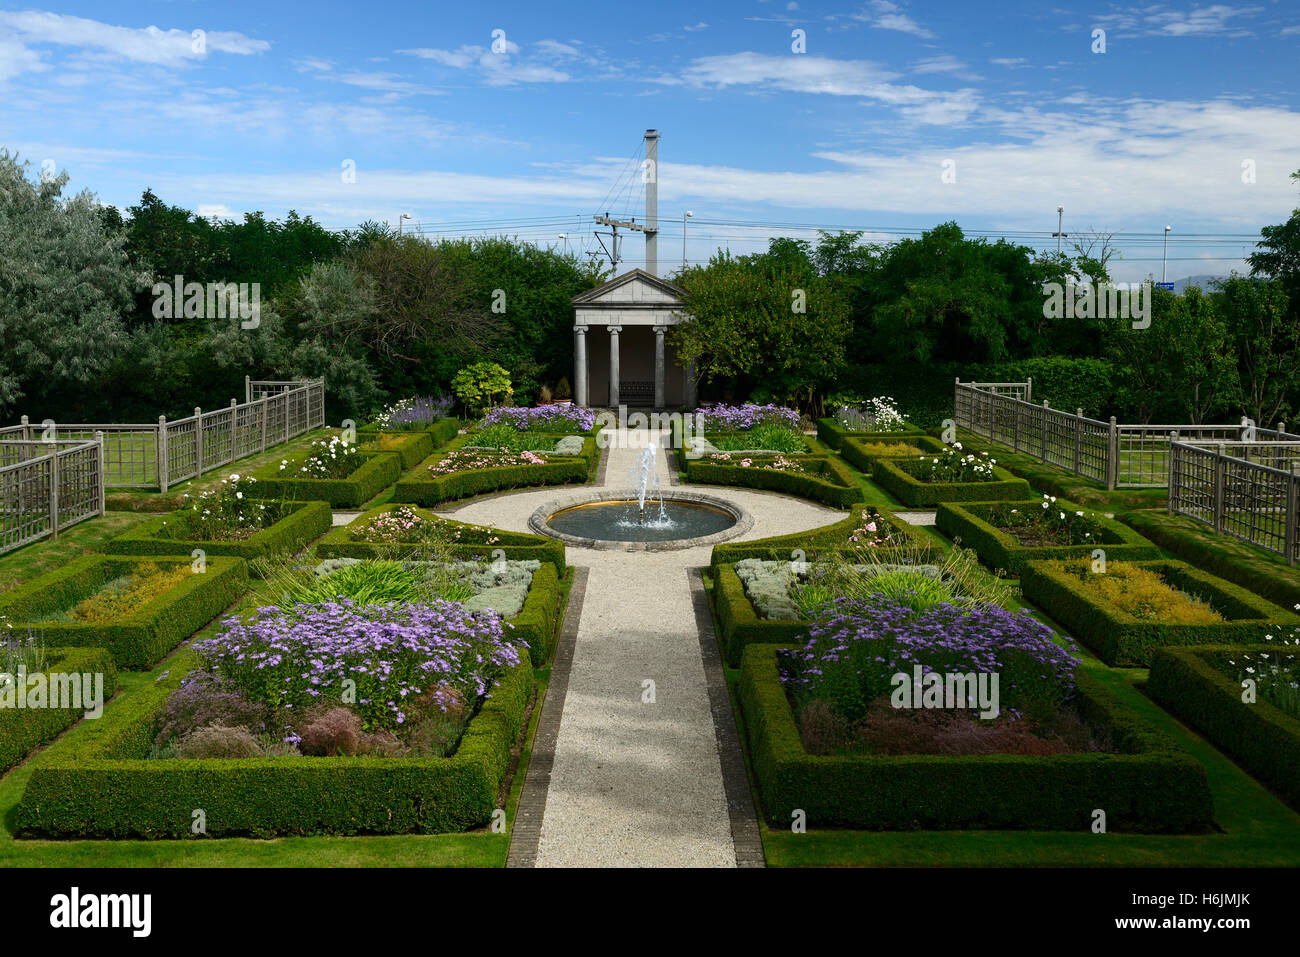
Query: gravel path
xmin=442 ymin=427 xmax=842 ymax=867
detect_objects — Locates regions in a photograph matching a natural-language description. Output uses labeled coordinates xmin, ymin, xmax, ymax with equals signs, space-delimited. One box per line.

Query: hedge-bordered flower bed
xmin=393 ymin=434 xmax=598 ymax=507
xmin=712 ymin=563 xmax=808 ymax=666
xmin=0 ymin=555 xmax=249 ymax=669
xmin=679 ymin=451 xmax=859 ymax=508
xmin=1020 ymin=559 xmax=1300 ymax=666
xmin=0 ymin=647 xmax=118 ymax=775
xmin=935 ymin=499 xmax=1160 ymax=577
xmin=710 ymin=503 xmax=941 ymax=567
xmin=816 ymin=417 xmax=925 ymax=451
xmin=247 ymin=450 xmax=402 ymax=508
xmin=13 ymin=649 xmax=534 ymax=838
xmin=874 ymin=456 xmax=1032 ymax=507
xmin=738 ymin=642 xmax=1214 ymax=831
xmin=1148 ymin=644 xmax=1300 ymax=810
xmin=839 ymin=434 xmax=946 ymax=476
xmin=104 ymin=500 xmax=332 ymax=560
xmin=357 ymin=430 xmax=436 ymax=470
xmin=317 ymin=503 xmax=565 ymax=575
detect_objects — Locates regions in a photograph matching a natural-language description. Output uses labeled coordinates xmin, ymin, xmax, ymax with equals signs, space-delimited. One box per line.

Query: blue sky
xmin=2 ymin=0 xmax=1299 ymax=281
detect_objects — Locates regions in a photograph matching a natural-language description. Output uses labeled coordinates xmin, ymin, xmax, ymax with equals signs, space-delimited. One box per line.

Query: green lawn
xmin=0 ymin=512 xmax=153 ymax=593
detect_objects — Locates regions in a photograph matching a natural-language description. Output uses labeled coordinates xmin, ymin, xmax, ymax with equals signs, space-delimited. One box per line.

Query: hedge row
xmin=248 ymin=451 xmax=402 ymax=508
xmin=14 ymin=649 xmax=534 ymax=838
xmin=1121 ymin=509 xmax=1300 ymax=612
xmin=738 ymin=643 xmax=1214 ymax=831
xmin=104 ymin=500 xmax=332 ymax=560
xmin=317 ymin=503 xmax=566 ymax=574
xmin=392 ymin=436 xmax=598 ymax=507
xmin=1148 ymin=645 xmax=1300 ymax=810
xmin=873 ymin=457 xmax=1033 ymax=508
xmin=839 ymin=434 xmax=946 ymax=476
xmin=1020 ymin=559 xmax=1300 ymax=666
xmin=679 ymin=452 xmax=860 ymax=508
xmin=0 ymin=647 xmax=119 ymax=775
xmin=815 ymin=417 xmax=925 ymax=451
xmin=934 ymin=499 xmax=1161 ymax=577
xmin=358 ymin=430 xmax=436 ymax=470
xmin=710 ymin=503 xmax=942 ymax=567
xmin=712 ymin=563 xmax=808 ymax=667
xmin=0 ymin=555 xmax=249 ymax=669
xmin=506 ymin=562 xmax=562 ymax=666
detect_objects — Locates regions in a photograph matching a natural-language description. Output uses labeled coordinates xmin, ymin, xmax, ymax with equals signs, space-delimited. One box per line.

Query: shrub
xmin=451 ymin=361 xmax=513 ymax=415
xmin=249 ymin=447 xmax=401 ymax=508
xmin=681 ymin=452 xmax=859 ymax=508
xmin=369 ymin=395 xmax=453 ymax=432
xmin=694 ymin=403 xmax=800 ymax=431
xmin=711 ymin=422 xmax=806 ymax=453
xmin=154 ymin=669 xmax=271 ymax=747
xmin=299 ymin=708 xmax=364 ymax=757
xmin=106 ymin=500 xmax=332 ymax=560
xmin=873 ymin=456 xmax=1032 ymax=507
xmin=481 ymin=405 xmax=595 ymax=433
xmin=0 ymin=647 xmax=118 ymax=775
xmin=173 ymin=724 xmax=265 ymax=759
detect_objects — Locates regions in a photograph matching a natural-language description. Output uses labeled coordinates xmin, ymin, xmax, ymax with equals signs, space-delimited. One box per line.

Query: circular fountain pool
xmin=528 ymin=490 xmax=754 ymax=551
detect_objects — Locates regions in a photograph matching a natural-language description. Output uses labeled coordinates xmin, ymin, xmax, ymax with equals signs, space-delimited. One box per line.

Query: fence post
xmin=195 ymin=407 xmax=204 ymax=479
xmin=158 ymin=416 xmax=169 ymax=493
xmin=230 ymin=398 xmax=238 ymax=467
xmin=20 ymin=414 xmax=29 ymax=442
xmin=245 ymin=375 xmax=252 ymax=405
xmin=48 ymin=441 xmax=60 ymax=542
xmin=1288 ymin=466 xmax=1300 ymax=566
xmin=1012 ymin=398 xmax=1021 ymax=451
xmin=1040 ymin=400 xmax=1049 ymax=457
xmin=1107 ymin=416 xmax=1118 ymax=491
xmin=1074 ymin=409 xmax=1083 ymax=475
xmin=1213 ymin=443 xmax=1227 ymax=534
xmin=1167 ymin=440 xmax=1178 ymax=515
xmin=260 ymin=396 xmax=269 ymax=452
xmin=1026 ymin=376 xmax=1033 ymax=403
xmin=283 ymin=386 xmax=290 ymax=441
xmin=95 ymin=430 xmax=106 ymax=516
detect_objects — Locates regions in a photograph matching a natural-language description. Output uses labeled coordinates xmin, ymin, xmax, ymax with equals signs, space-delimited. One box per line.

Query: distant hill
xmin=1171 ymin=274 xmax=1228 ymax=292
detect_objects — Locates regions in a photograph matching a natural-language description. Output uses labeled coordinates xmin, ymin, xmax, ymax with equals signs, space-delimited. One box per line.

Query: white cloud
xmin=0 ymin=10 xmax=269 ymax=72
xmin=990 ymin=57 xmax=1028 ymax=67
xmin=1092 ymin=4 xmax=1264 ymax=38
xmin=399 ymin=43 xmax=570 ymax=84
xmin=684 ymin=22 xmax=710 ymax=32
xmin=197 ymin=204 xmax=235 ymax=219
xmin=854 ymin=1 xmax=935 ymax=39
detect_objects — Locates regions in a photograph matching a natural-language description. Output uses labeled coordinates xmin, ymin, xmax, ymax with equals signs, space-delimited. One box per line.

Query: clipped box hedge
xmin=0 ymin=647 xmax=118 ymax=775
xmin=392 ymin=436 xmax=597 ymax=507
xmin=0 ymin=555 xmax=248 ymax=669
xmin=873 ymin=456 xmax=1032 ymax=508
xmin=1020 ymin=559 xmax=1300 ymax=666
xmin=839 ymin=434 xmax=946 ymax=476
xmin=712 ymin=563 xmax=808 ymax=667
xmin=934 ymin=499 xmax=1160 ymax=577
xmin=105 ymin=500 xmax=332 ymax=560
xmin=816 ymin=417 xmax=925 ymax=451
xmin=739 ymin=643 xmax=1214 ymax=831
xmin=711 ymin=502 xmax=941 ymax=567
xmin=503 ymin=561 xmax=562 ymax=666
xmin=1149 ymin=644 xmax=1300 ymax=810
xmin=248 ymin=450 xmax=402 ymax=508
xmin=680 ymin=452 xmax=860 ymax=508
xmin=1122 ymin=509 xmax=1300 ymax=613
xmin=357 ymin=430 xmax=436 ymax=470
xmin=14 ymin=650 xmax=534 ymax=839
xmin=317 ymin=503 xmax=565 ymax=574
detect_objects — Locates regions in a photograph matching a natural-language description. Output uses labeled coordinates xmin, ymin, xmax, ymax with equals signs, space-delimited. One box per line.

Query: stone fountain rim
xmin=526 ymin=488 xmax=755 ymax=552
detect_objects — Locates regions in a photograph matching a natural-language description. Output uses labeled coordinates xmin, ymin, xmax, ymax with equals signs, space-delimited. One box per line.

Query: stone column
xmin=685 ymin=357 xmax=698 ymax=408
xmin=653 ymin=325 xmax=667 ymax=408
xmin=574 ymin=325 xmax=588 ymax=407
xmin=608 ymin=325 xmax=622 ymax=407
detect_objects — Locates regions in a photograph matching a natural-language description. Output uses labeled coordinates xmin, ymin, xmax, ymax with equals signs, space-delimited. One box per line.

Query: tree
xmin=670 ymin=248 xmax=851 ymax=410
xmin=1248 ymin=170 xmax=1300 ymax=298
xmin=1215 ymin=275 xmax=1296 ymax=427
xmin=0 ymin=150 xmax=144 ymax=416
xmin=1162 ymin=286 xmax=1238 ymax=423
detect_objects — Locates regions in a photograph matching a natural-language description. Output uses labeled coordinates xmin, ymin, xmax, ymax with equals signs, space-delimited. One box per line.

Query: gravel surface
xmin=441 ymin=427 xmax=842 ymax=867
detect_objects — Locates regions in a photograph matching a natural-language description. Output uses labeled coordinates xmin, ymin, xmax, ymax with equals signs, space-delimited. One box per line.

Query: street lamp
xmin=1162 ymin=225 xmax=1172 ymax=284
xmin=557 ymin=233 xmax=568 ymax=256
xmin=682 ymin=210 xmax=693 ymax=272
xmin=398 ymin=212 xmax=412 ymax=236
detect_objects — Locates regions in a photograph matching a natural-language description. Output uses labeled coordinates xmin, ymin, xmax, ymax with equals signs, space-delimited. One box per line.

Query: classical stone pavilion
xmin=571 ymin=269 xmax=696 ymax=409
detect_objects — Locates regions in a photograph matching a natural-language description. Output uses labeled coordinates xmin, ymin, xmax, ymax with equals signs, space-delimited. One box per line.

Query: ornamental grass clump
xmin=194 ymin=598 xmax=523 ymax=734
xmin=160 ymin=475 xmax=289 ymax=541
xmin=695 ymin=403 xmax=800 ymax=431
xmin=467 ymin=423 xmax=558 ymax=452
xmin=711 ymin=422 xmax=806 ymax=453
xmin=782 ymin=598 xmax=1080 ymax=726
xmin=921 ymin=442 xmax=998 ymax=483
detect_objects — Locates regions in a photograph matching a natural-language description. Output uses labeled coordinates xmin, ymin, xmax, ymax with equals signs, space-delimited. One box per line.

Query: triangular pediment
xmin=571 ymin=269 xmax=684 ymax=306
